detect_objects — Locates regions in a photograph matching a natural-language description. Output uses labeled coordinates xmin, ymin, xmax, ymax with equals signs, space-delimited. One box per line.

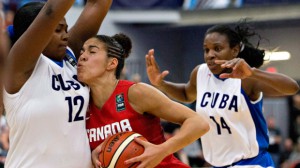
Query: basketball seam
xmin=102 ymin=135 xmax=115 ymax=167
xmin=107 ymin=133 xmax=141 ymax=168
xmin=115 ymin=135 xmax=142 ymax=168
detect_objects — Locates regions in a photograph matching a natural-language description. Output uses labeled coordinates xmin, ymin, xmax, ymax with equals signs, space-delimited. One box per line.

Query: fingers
xmin=91 ymin=145 xmax=103 ymax=168
xmin=145 ymin=49 xmax=161 ymax=73
xmin=215 ymin=58 xmax=241 ymax=69
xmin=134 ymin=137 xmax=149 ymax=147
xmin=124 ymin=155 xmax=142 ymax=166
xmin=161 ymin=70 xmax=169 ymax=79
xmin=214 ymin=60 xmax=227 ymax=65
xmin=145 ymin=49 xmax=155 ymax=67
xmin=123 ymin=137 xmax=149 ymax=165
xmin=219 ymin=73 xmax=231 ymax=79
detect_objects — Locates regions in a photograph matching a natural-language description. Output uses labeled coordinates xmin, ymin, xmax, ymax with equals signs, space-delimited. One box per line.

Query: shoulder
xmin=241 ymin=78 xmax=260 ymax=100
xmin=128 ymin=82 xmax=154 ymax=95
xmin=190 ymin=64 xmax=204 ymax=82
xmin=128 ymin=82 xmax=166 ymax=101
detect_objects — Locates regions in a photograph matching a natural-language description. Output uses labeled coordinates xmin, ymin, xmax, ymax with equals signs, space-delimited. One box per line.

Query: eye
xmin=215 ymin=46 xmax=221 ymax=52
xmin=204 ymin=48 xmax=209 ymax=54
xmin=55 ymin=28 xmax=61 ymax=33
xmin=80 ymin=50 xmax=84 ymax=55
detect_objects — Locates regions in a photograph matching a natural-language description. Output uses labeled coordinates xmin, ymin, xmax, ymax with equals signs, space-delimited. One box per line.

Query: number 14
xmin=209 ymin=116 xmax=232 ymax=135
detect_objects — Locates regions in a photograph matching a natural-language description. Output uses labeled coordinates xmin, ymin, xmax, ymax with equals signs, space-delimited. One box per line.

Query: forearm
xmin=250 ymin=68 xmax=299 ymax=95
xmin=83 ymin=0 xmax=112 ymax=30
xmin=157 ymin=81 xmax=193 ymax=103
xmin=159 ymin=117 xmax=209 ymax=156
xmin=68 ymin=0 xmax=112 ymax=57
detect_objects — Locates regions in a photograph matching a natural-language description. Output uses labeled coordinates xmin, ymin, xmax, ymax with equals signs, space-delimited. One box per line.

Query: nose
xmin=205 ymin=50 xmax=216 ymax=60
xmin=79 ymin=55 xmax=86 ymax=61
xmin=62 ymin=32 xmax=69 ymax=41
xmin=79 ymin=52 xmax=87 ymax=61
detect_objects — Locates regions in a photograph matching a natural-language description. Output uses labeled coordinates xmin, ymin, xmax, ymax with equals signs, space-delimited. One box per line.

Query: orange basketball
xmin=99 ymin=131 xmax=147 ymax=168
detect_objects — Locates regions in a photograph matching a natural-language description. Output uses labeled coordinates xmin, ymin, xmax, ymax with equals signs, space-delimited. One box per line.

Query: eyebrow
xmin=88 ymin=45 xmax=100 ymax=49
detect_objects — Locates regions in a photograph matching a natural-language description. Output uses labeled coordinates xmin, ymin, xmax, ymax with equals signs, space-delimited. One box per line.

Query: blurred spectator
xmin=267 ymin=116 xmax=282 ymax=168
xmin=289 ymin=90 xmax=300 ymax=143
xmin=0 ymin=115 xmax=8 ymax=168
xmin=183 ymin=0 xmax=243 ymax=10
xmin=120 ymin=65 xmax=129 ymax=80
xmin=280 ymin=138 xmax=294 ymax=168
xmin=130 ymin=73 xmax=142 ymax=83
xmin=182 ymin=139 xmax=207 ymax=167
xmin=288 ymin=137 xmax=300 ymax=168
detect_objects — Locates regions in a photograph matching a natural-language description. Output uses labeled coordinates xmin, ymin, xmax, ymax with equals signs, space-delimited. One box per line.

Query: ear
xmin=232 ymin=44 xmax=240 ymax=58
xmin=107 ymin=57 xmax=118 ymax=71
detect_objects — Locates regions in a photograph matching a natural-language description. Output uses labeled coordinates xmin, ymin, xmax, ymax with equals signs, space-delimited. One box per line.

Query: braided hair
xmin=95 ymin=33 xmax=132 ymax=79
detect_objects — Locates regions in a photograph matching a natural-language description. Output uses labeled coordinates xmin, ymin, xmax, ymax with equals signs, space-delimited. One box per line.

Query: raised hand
xmin=215 ymin=58 xmax=253 ymax=79
xmin=145 ymin=49 xmax=169 ymax=87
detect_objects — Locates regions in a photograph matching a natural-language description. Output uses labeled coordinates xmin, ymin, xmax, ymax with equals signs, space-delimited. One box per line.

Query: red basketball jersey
xmin=86 ymin=80 xmax=189 ymax=168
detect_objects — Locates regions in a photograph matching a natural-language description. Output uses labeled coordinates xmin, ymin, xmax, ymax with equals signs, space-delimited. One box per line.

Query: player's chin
xmin=208 ymin=66 xmax=223 ymax=75
xmin=77 ymin=72 xmax=86 ymax=83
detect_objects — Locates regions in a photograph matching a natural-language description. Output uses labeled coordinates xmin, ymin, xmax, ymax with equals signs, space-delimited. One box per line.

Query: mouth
xmin=60 ymin=45 xmax=67 ymax=49
xmin=207 ymin=61 xmax=217 ymax=67
xmin=77 ymin=63 xmax=83 ymax=69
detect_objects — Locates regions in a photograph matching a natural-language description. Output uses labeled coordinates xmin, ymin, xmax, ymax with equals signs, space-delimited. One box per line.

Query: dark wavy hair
xmin=94 ymin=33 xmax=132 ymax=79
xmin=205 ymin=19 xmax=265 ymax=68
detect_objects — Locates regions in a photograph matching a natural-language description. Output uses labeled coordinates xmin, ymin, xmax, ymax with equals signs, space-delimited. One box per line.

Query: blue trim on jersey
xmin=214 ymin=151 xmax=274 ymax=168
xmin=65 ymin=48 xmax=77 ymax=63
xmin=214 ymin=89 xmax=274 ymax=168
xmin=49 ymin=48 xmax=77 ymax=67
xmin=213 ymin=74 xmax=227 ymax=81
xmin=50 ymin=59 xmax=63 ymax=67
xmin=241 ymin=89 xmax=269 ymax=151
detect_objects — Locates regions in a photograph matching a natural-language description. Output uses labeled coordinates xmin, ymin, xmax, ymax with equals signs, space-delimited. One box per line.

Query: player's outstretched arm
xmin=145 ymin=49 xmax=198 ymax=103
xmin=68 ymin=0 xmax=113 ymax=58
xmin=5 ymin=0 xmax=75 ymax=94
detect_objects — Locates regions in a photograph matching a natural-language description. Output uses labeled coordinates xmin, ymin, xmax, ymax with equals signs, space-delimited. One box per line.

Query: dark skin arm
xmin=145 ymin=49 xmax=197 ymax=103
xmin=216 ymin=58 xmax=300 ymax=100
xmin=0 ymin=8 xmax=9 ymax=116
xmin=4 ymin=0 xmax=75 ymax=94
xmin=67 ymin=0 xmax=112 ymax=58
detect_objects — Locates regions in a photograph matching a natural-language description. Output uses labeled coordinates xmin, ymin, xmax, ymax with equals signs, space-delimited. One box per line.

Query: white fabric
xmin=195 ymin=64 xmax=259 ymax=167
xmin=3 ymin=52 xmax=91 ymax=168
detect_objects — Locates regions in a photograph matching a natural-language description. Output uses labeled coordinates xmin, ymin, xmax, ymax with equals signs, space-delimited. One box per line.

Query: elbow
xmin=204 ymin=122 xmax=210 ymax=134
xmin=289 ymin=81 xmax=300 ymax=95
xmin=200 ymin=121 xmax=210 ymax=136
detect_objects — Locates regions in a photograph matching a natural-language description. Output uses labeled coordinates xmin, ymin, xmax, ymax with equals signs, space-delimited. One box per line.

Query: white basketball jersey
xmin=195 ymin=64 xmax=269 ymax=167
xmin=3 ymin=48 xmax=92 ymax=168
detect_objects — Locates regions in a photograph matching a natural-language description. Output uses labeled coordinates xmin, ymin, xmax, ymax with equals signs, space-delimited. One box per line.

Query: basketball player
xmin=2 ymin=0 xmax=112 ymax=167
xmin=77 ymin=33 xmax=210 ymax=168
xmin=145 ymin=21 xmax=299 ymax=167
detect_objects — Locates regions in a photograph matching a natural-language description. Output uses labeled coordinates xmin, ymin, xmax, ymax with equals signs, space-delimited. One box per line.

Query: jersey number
xmin=65 ymin=96 xmax=84 ymax=122
xmin=209 ymin=116 xmax=232 ymax=135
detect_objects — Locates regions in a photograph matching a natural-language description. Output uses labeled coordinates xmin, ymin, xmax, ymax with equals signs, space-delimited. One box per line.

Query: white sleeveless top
xmin=195 ymin=64 xmax=269 ymax=167
xmin=3 ymin=48 xmax=92 ymax=168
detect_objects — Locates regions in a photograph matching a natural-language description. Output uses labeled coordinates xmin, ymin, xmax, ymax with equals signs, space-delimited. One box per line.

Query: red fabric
xmin=86 ymin=80 xmax=189 ymax=167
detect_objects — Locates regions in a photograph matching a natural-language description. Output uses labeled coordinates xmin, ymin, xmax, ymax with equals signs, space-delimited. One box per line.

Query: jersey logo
xmin=116 ymin=94 xmax=125 ymax=112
